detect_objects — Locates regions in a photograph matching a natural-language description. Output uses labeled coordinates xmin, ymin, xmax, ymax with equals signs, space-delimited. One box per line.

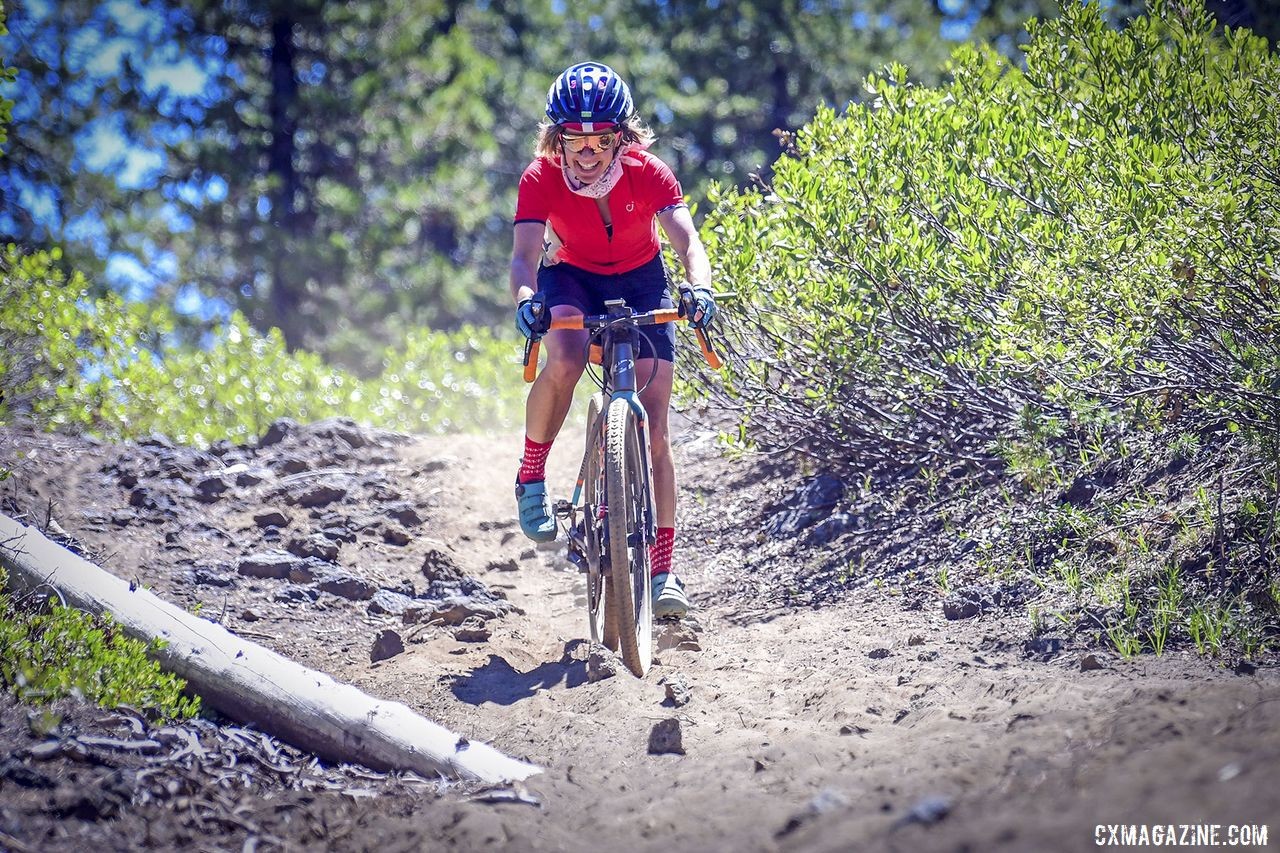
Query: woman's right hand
xmin=516 ymin=294 xmax=549 ymax=341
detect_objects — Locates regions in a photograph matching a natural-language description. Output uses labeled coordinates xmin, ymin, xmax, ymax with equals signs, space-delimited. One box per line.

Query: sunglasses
xmin=561 ymin=132 xmax=619 ymax=154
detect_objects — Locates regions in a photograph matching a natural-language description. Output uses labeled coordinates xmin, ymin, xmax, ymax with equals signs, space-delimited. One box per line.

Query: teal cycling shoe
xmin=515 ymin=480 xmax=557 ymax=543
xmin=651 ymin=572 xmax=689 ymax=620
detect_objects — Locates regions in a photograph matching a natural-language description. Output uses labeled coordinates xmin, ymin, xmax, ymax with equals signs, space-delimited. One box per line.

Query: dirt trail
xmin=1 ymin=422 xmax=1278 ymax=851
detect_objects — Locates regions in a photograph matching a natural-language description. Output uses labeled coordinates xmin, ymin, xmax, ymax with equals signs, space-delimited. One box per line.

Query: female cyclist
xmin=509 ymin=61 xmax=716 ymax=620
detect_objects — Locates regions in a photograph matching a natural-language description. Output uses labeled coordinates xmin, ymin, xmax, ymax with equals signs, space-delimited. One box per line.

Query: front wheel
xmin=604 ymin=397 xmax=654 ymax=676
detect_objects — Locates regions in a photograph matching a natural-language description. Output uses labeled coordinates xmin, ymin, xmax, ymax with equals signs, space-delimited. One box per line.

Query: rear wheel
xmin=604 ymin=397 xmax=653 ymax=676
xmin=582 ymin=393 xmax=617 ymax=649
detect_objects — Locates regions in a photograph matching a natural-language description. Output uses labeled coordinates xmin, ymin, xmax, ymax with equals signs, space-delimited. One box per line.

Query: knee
xmin=541 ymin=350 xmax=585 ymax=388
xmin=648 ymin=421 xmax=673 ymax=463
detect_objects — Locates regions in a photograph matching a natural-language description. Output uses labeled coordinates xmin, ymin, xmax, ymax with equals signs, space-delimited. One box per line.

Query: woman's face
xmin=561 ymin=131 xmax=619 ymax=185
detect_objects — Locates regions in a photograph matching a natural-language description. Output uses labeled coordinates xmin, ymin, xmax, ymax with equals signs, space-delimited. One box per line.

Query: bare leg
xmin=524 ymin=306 xmax=588 ymax=445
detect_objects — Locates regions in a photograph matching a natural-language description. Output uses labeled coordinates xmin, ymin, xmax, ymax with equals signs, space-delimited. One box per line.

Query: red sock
xmin=650 ymin=527 xmax=675 ymax=577
xmin=517 ymin=436 xmax=554 ymax=484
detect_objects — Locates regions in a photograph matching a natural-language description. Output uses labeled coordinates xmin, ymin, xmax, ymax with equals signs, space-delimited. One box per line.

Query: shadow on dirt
xmin=449 ymin=649 xmax=588 ymax=705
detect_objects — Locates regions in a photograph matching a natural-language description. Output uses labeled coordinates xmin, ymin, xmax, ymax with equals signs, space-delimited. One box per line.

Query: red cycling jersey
xmin=514 ymin=149 xmax=686 ymax=275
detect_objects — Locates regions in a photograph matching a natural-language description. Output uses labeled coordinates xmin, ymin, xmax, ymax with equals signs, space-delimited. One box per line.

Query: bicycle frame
xmin=572 ymin=299 xmax=658 ymax=547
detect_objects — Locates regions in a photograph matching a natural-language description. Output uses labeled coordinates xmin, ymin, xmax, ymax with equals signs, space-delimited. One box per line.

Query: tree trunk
xmin=0 ymin=513 xmax=540 ymax=783
xmin=268 ymin=14 xmax=303 ymax=350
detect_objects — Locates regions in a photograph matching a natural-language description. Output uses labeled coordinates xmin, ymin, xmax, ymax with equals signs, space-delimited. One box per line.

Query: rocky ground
xmin=0 ymin=417 xmax=1277 ymax=852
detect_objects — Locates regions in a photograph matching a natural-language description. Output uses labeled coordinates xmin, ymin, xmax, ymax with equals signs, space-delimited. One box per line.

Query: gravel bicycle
xmin=521 ymin=290 xmax=722 ymax=676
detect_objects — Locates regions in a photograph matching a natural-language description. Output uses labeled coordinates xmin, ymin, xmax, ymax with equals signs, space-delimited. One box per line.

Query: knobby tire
xmin=604 ymin=397 xmax=653 ymax=676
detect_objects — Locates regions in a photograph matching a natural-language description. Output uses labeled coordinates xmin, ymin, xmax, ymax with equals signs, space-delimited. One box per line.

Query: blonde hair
xmin=534 ymin=113 xmax=657 ymax=160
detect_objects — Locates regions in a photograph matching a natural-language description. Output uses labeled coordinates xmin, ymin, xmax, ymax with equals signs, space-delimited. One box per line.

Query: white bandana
xmin=559 ymin=143 xmax=646 ymax=198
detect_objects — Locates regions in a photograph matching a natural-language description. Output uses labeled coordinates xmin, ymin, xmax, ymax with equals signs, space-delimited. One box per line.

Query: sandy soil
xmin=0 ymin=420 xmax=1277 ymax=852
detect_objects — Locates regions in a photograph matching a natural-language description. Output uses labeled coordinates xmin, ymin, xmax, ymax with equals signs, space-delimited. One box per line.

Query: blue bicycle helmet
xmin=546 ymin=61 xmax=634 ymax=130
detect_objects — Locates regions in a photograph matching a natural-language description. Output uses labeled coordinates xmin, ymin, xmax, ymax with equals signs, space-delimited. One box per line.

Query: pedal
xmin=553 ymin=499 xmax=573 ymax=519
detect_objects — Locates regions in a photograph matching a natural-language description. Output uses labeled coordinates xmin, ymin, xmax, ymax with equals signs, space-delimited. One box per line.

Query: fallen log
xmin=0 ymin=513 xmax=539 ymax=783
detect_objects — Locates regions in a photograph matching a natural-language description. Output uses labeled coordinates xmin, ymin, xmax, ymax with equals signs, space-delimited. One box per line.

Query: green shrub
xmin=0 ymin=244 xmax=526 ymax=446
xmin=689 ymin=1 xmax=1280 ymax=480
xmin=0 ymin=582 xmax=199 ymax=720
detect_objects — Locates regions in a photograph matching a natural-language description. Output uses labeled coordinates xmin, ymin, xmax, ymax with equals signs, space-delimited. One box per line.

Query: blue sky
xmin=1 ymin=0 xmax=230 ymax=319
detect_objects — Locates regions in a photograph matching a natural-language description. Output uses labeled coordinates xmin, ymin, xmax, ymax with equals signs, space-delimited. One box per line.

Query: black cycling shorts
xmin=536 ymin=253 xmax=676 ymax=362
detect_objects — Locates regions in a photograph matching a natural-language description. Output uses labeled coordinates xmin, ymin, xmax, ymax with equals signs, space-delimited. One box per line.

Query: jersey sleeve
xmin=514 ymin=159 xmax=552 ymax=224
xmin=644 ymin=154 xmax=686 ymax=213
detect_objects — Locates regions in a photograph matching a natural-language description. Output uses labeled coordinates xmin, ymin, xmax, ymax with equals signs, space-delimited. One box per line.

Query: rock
xmin=424 ymin=597 xmax=512 ymax=626
xmin=287 ymin=560 xmax=322 ymax=584
xmin=286 ymin=479 xmax=351 ymax=508
xmin=908 ymin=634 xmax=926 ymax=646
xmin=319 ymin=525 xmax=357 ymax=544
xmin=234 ymin=467 xmax=270 ymax=487
xmin=399 ymin=605 xmax=430 ymax=626
xmin=382 ymin=524 xmax=411 ymax=546
xmin=657 ymin=623 xmax=702 ymax=652
xmin=273 ymin=455 xmax=310 ymax=475
xmin=254 ymin=509 xmax=291 ymax=528
xmin=452 ymin=618 xmax=491 ymax=643
xmin=804 ymin=512 xmax=860 ymax=546
xmin=236 ymin=550 xmax=306 ymax=579
xmin=485 ymin=558 xmax=519 ymax=573
xmin=421 ymin=547 xmax=465 ymax=582
xmin=647 ymin=718 xmax=685 ymax=755
xmin=1061 ymin=462 xmax=1121 ymax=508
xmin=661 ymin=674 xmax=692 ymax=707
xmin=274 ymin=585 xmax=318 ymax=603
xmin=239 ymin=608 xmax=263 ymax=622
xmin=867 ymin=647 xmax=891 ymax=659
xmin=368 ymin=589 xmax=418 ymax=617
xmin=943 ymin=581 xmax=1032 ymax=619
xmin=1079 ymin=653 xmax=1105 ymax=672
xmin=128 ymin=487 xmax=174 ymax=513
xmin=310 ymin=416 xmax=371 ymax=450
xmin=286 ymin=534 xmax=340 ymax=563
xmin=139 ymin=432 xmax=175 ymax=449
xmin=894 ymin=795 xmax=952 ymax=828
xmin=258 ymin=418 xmax=298 ymax=448
xmin=765 ymin=474 xmax=844 ymax=537
xmin=193 ymin=474 xmax=230 ymax=503
xmin=1025 ymin=637 xmax=1065 ymax=659
xmin=588 ymin=644 xmax=619 ymax=682
xmin=1234 ymin=659 xmax=1258 ymax=676
xmin=385 ymin=502 xmax=424 ymax=527
xmin=317 ymin=572 xmax=377 ymax=601
xmin=918 ymin=650 xmax=940 ymax=662
xmin=192 ymin=566 xmax=234 ymax=587
xmin=370 ymin=629 xmax=404 ymax=662
xmin=942 ymin=594 xmax=983 ymax=620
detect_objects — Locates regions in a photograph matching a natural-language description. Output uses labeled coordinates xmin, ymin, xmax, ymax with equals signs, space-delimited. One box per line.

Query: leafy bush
xmin=0 ymin=244 xmax=526 ymax=447
xmin=0 ymin=581 xmax=199 ymax=720
xmin=691 ymin=1 xmax=1279 ymax=482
